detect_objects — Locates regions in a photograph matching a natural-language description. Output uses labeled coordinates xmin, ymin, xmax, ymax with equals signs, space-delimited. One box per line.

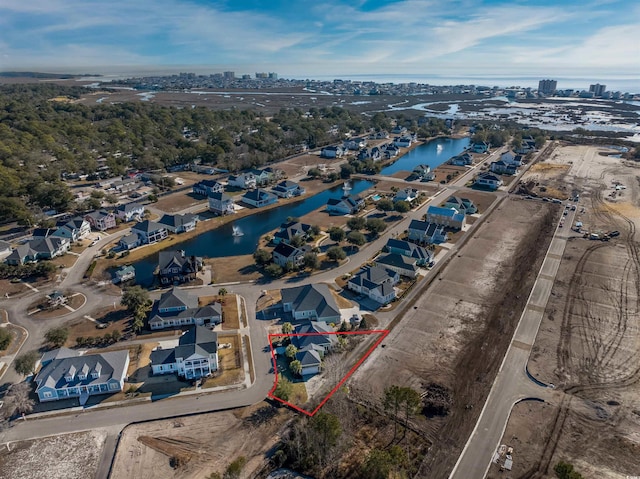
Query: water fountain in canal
xmin=232 ymin=225 xmax=244 ymax=237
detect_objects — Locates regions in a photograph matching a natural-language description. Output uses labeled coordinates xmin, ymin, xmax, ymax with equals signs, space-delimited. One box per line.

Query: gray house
xmin=281 ymin=284 xmax=342 ymax=323
xmin=272 ymin=242 xmax=308 ymax=268
xmin=34 ymin=348 xmax=130 ymax=403
xmin=150 ymin=326 xmax=218 ymax=379
xmin=385 ymin=238 xmax=434 ymax=266
xmin=208 ymin=191 xmax=235 ymax=215
xmin=157 ymin=213 xmax=199 ymax=234
xmin=148 ymin=287 xmax=222 ymax=330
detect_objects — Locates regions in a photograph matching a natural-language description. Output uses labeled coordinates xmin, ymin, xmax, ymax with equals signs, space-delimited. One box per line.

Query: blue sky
xmin=1 ymin=0 xmax=639 ymax=80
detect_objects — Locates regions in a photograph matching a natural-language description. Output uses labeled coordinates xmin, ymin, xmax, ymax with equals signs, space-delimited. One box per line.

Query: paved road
xmin=449 ymin=202 xmax=576 ymax=479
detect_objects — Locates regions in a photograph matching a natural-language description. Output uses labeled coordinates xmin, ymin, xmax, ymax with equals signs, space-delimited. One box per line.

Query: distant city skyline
xmin=1 ymin=0 xmax=639 ymax=80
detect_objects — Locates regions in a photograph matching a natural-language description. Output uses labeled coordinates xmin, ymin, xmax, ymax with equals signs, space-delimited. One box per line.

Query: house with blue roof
xmin=426 ymin=206 xmax=466 ymax=230
xmin=242 ymin=189 xmax=278 ymax=208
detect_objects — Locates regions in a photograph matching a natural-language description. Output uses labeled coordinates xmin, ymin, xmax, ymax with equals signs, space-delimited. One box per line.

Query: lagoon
xmin=131 ymin=179 xmax=374 ymax=285
xmin=380 ymin=136 xmax=470 ymax=175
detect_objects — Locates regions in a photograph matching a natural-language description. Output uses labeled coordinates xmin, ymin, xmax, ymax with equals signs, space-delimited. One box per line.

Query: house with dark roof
xmin=85 ymin=209 xmax=116 ymax=231
xmin=449 ymin=152 xmax=473 ymax=166
xmin=131 ymin=220 xmax=168 ymax=245
xmin=193 ymin=179 xmax=224 ymax=196
xmin=375 ymin=253 xmax=419 ymax=278
xmin=34 ymin=348 xmax=130 ymax=403
xmin=348 ymin=265 xmax=399 ymax=304
xmin=326 ymin=195 xmax=364 ymax=215
xmin=52 ymin=217 xmax=91 ymax=242
xmin=407 ymin=220 xmax=447 ymax=245
xmin=150 ymin=326 xmax=218 ymax=379
xmin=5 ymin=237 xmax=70 ymax=265
xmin=293 ymin=321 xmax=337 ymax=353
xmin=273 ymin=221 xmax=312 ymax=245
xmin=242 ymin=189 xmax=278 ymax=208
xmin=157 ymin=250 xmax=202 ymax=285
xmin=157 ymin=213 xmax=199 ymax=234
xmin=443 ymin=196 xmax=478 ymax=215
xmin=148 ymin=287 xmax=222 ymax=330
xmin=393 ymin=187 xmax=419 ymax=203
xmin=272 ymin=243 xmax=309 ymax=268
xmin=472 ymin=141 xmax=490 ymax=153
xmin=426 ymin=206 xmax=466 ymax=230
xmin=490 ymin=160 xmax=518 ymax=175
xmin=208 ymin=191 xmax=235 ymax=216
xmin=343 ymin=137 xmax=367 ymax=151
xmin=247 ymin=168 xmax=272 ymax=186
xmin=385 ymin=238 xmax=434 ymax=266
xmin=118 ymin=233 xmax=140 ymax=251
xmin=393 ymin=135 xmax=412 ymax=148
xmin=295 ymin=349 xmax=322 ymax=376
xmin=281 ymin=284 xmax=342 ymax=323
xmin=272 ymin=180 xmax=305 ymax=198
xmin=115 ymin=202 xmax=144 ymax=222
xmin=475 ymin=172 xmax=503 ymax=190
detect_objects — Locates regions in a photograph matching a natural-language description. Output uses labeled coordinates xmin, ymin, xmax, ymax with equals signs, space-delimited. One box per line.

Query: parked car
xmin=609 ymin=231 xmax=620 ymax=237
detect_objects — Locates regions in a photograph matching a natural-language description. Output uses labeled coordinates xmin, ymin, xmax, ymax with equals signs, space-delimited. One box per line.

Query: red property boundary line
xmin=267 ymin=329 xmax=389 ymax=416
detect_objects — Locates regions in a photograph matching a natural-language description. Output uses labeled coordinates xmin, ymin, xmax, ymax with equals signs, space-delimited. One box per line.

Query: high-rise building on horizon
xmin=589 ymin=83 xmax=606 ymax=97
xmin=255 ymin=72 xmax=268 ymax=79
xmin=538 ymin=79 xmax=557 ymax=95
xmin=223 ymin=71 xmax=235 ymax=80
xmin=268 ymin=72 xmax=278 ymax=80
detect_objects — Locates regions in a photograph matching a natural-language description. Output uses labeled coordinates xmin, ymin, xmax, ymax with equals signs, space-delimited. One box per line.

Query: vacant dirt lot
xmin=495 ymin=144 xmax=640 ymax=478
xmin=0 ymin=431 xmax=106 ymax=479
xmin=351 ymin=194 xmax=556 ymax=477
xmin=110 ymin=403 xmax=291 ymax=479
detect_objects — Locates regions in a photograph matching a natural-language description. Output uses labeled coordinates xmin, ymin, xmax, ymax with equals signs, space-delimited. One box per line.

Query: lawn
xmin=198 ymin=294 xmax=240 ymax=330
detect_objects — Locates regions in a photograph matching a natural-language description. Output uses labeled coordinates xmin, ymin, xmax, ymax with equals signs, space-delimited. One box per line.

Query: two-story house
xmin=227 ymin=173 xmax=256 ymax=189
xmin=272 ymin=221 xmax=312 ymax=245
xmin=426 ymin=205 xmax=466 ymax=230
xmin=52 ymin=217 xmax=91 ymax=242
xmin=475 ymin=172 xmax=504 ymax=190
xmin=115 ymin=202 xmax=144 ymax=222
xmin=407 ymin=219 xmax=447 ymax=245
xmin=321 ymin=145 xmax=344 ymax=158
xmin=347 ymin=265 xmax=399 ymax=304
xmin=375 ymin=253 xmax=419 ymax=279
xmin=157 ymin=213 xmax=199 ymax=234
xmin=34 ymin=348 xmax=129 ymax=403
xmin=443 ymin=196 xmax=478 ymax=215
xmin=281 ymin=283 xmax=341 ymax=323
xmin=148 ymin=287 xmax=222 ymax=330
xmin=242 ymin=189 xmax=278 ymax=208
xmin=326 ymin=195 xmax=364 ymax=215
xmin=150 ymin=326 xmax=218 ymax=380
xmin=272 ymin=242 xmax=308 ymax=268
xmin=192 ymin=179 xmax=225 ymax=196
xmin=130 ymin=220 xmax=168 ymax=245
xmin=272 ymin=180 xmax=305 ymax=198
xmin=157 ymin=250 xmax=203 ymax=285
xmin=208 ymin=191 xmax=235 ymax=216
xmin=385 ymin=238 xmax=434 ymax=266
xmin=394 ymin=188 xmax=419 ymax=203
xmin=85 ymin=209 xmax=116 ymax=231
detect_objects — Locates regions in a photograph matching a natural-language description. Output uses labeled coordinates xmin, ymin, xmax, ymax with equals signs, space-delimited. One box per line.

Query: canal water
xmin=132 ymin=179 xmax=374 ymax=285
xmin=380 ymin=136 xmax=470 ymax=175
xmin=131 ymin=136 xmax=470 ymax=285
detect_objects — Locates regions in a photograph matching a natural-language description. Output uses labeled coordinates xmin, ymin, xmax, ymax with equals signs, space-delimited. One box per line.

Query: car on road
xmin=563 ymin=210 xmax=568 ymax=216
xmin=609 ymin=231 xmax=620 ymax=237
xmin=542 ymin=197 xmax=550 ymax=202
xmin=89 ymin=239 xmax=99 ymax=247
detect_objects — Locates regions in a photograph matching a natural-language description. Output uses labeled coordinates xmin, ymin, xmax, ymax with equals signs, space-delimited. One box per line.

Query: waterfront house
xmin=326 ymin=195 xmax=364 ymax=215
xmin=118 ymin=233 xmax=140 ymax=251
xmin=406 ymin=219 xmax=447 ymax=245
xmin=273 ymin=221 xmax=313 ymax=245
xmin=375 ymin=253 xmax=419 ymax=279
xmin=242 ymin=189 xmax=278 ymax=208
xmin=449 ymin=152 xmax=473 ymax=166
xmin=272 ymin=180 xmax=305 ymax=198
xmin=34 ymin=348 xmax=129 ymax=403
xmin=157 ymin=213 xmax=199 ymax=234
xmin=85 ymin=210 xmax=116 ymax=231
xmin=115 ymin=202 xmax=144 ymax=222
xmin=131 ymin=220 xmax=168 ymax=245
xmin=426 ymin=206 xmax=466 ymax=230
xmin=393 ymin=136 xmax=412 ymax=148
xmin=475 ymin=172 xmax=503 ymax=190
xmin=472 ymin=141 xmax=490 ymax=153
xmin=157 ymin=250 xmax=202 ymax=285
xmin=347 ymin=265 xmax=399 ymax=305
xmin=227 ymin=173 xmax=256 ymax=189
xmin=384 ymin=144 xmax=400 ymax=158
xmin=150 ymin=326 xmax=218 ymax=379
xmin=281 ymin=283 xmax=341 ymax=323
xmin=413 ymin=164 xmax=431 ymax=180
xmin=385 ymin=238 xmax=434 ymax=266
xmin=443 ymin=196 xmax=478 ymax=215
xmin=148 ymin=288 xmax=222 ymax=330
xmin=208 ymin=191 xmax=235 ymax=216
xmin=113 ymin=265 xmax=136 ymax=284
xmin=272 ymin=242 xmax=308 ymax=268
xmin=321 ymin=145 xmax=344 ymax=158
xmin=192 ymin=179 xmax=224 ymax=196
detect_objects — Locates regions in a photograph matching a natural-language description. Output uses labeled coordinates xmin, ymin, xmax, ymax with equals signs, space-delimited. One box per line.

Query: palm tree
xmin=282 ymin=322 xmax=293 ymax=334
xmin=289 ymin=360 xmax=303 ymax=377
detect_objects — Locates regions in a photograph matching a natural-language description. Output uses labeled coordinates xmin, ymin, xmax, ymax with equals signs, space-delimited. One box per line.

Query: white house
xmin=148 ymin=287 xmax=222 ymax=330
xmin=394 ymin=188 xmax=419 ymax=203
xmin=150 ymin=326 xmax=218 ymax=379
xmin=326 ymin=195 xmax=364 ymax=215
xmin=321 ymin=145 xmax=344 ymax=158
xmin=116 ymin=202 xmax=144 ymax=222
xmin=228 ymin=173 xmax=257 ymax=189
xmin=475 ymin=172 xmax=503 ymax=190
xmin=426 ymin=206 xmax=466 ymax=230
xmin=52 ymin=217 xmax=91 ymax=242
xmin=208 ymin=192 xmax=235 ymax=215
